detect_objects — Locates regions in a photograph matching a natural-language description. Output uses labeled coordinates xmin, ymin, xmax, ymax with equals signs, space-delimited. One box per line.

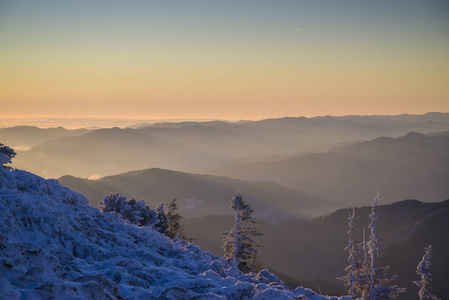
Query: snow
xmin=0 ymin=167 xmax=351 ymax=299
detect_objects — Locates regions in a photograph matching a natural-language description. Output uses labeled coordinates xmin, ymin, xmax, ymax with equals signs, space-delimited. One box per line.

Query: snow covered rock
xmin=0 ymin=167 xmax=349 ymax=299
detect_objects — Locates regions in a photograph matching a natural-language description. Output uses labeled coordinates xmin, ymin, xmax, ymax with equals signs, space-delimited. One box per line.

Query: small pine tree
xmin=414 ymin=245 xmax=441 ymax=300
xmin=222 ymin=192 xmax=262 ymax=273
xmin=165 ymin=196 xmax=184 ymax=239
xmin=0 ymin=143 xmax=16 ymax=170
xmin=371 ymin=266 xmax=406 ymax=300
xmin=338 ymin=208 xmax=360 ymax=299
xmin=153 ymin=202 xmax=168 ymax=234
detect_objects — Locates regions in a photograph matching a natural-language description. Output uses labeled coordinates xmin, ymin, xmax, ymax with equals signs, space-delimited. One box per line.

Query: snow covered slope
xmin=0 ymin=167 xmax=349 ymax=299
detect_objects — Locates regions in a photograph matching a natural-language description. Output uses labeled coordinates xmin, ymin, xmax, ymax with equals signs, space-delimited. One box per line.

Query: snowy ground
xmin=0 ymin=167 xmax=351 ymax=299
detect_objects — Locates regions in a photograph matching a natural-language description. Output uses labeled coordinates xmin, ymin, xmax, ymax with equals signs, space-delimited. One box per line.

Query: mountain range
xmin=213 ymin=131 xmax=449 ymax=205
xmin=57 ymin=129 xmax=449 ymax=215
xmin=2 ymin=112 xmax=448 ymax=299
xmin=0 ymin=125 xmax=89 ymax=150
xmin=9 ymin=113 xmax=449 ymax=179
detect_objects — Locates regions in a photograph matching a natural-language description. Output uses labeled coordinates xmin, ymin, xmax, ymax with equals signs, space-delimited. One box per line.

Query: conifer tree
xmin=165 ymin=196 xmax=184 ymax=239
xmin=101 ymin=194 xmax=129 ymax=217
xmin=222 ymin=192 xmax=262 ymax=273
xmin=357 ymin=228 xmax=372 ymax=300
xmin=338 ymin=208 xmax=360 ymax=299
xmin=368 ymin=192 xmax=381 ymax=300
xmin=414 ymin=245 xmax=440 ymax=300
xmin=154 ymin=202 xmax=168 ymax=234
xmin=366 ymin=192 xmax=405 ymax=300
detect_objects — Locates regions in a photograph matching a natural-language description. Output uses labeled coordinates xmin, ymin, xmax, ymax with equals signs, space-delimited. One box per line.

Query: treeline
xmin=100 ymin=193 xmax=190 ymax=241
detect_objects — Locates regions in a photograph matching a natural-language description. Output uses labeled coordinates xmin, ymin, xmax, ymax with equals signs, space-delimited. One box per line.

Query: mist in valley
xmin=5 ymin=113 xmax=449 ymax=209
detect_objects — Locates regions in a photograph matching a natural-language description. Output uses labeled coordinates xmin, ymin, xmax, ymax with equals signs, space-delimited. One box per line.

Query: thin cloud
xmin=292 ymin=27 xmax=302 ymax=31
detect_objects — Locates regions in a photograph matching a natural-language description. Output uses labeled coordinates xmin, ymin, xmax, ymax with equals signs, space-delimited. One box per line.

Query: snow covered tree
xmin=101 ymin=193 xmax=148 ymax=226
xmin=165 ymin=196 xmax=184 ymax=239
xmin=346 ymin=193 xmax=405 ymax=300
xmin=366 ymin=192 xmax=405 ymax=300
xmin=153 ymin=202 xmax=168 ymax=234
xmin=338 ymin=208 xmax=360 ymax=299
xmin=100 ymin=194 xmax=192 ymax=240
xmin=370 ymin=266 xmax=406 ymax=300
xmin=222 ymin=192 xmax=262 ymax=273
xmin=356 ymin=228 xmax=372 ymax=300
xmin=122 ymin=197 xmax=146 ymax=226
xmin=368 ymin=192 xmax=381 ymax=300
xmin=0 ymin=143 xmax=16 ymax=170
xmin=101 ymin=193 xmax=128 ymax=215
xmin=414 ymin=245 xmax=441 ymax=300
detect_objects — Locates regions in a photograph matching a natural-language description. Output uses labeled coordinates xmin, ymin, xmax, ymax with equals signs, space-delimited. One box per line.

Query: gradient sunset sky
xmin=1 ymin=0 xmax=448 ymax=120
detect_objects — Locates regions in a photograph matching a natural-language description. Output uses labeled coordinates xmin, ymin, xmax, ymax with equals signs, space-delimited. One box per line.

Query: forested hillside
xmin=184 ymin=200 xmax=449 ymax=300
xmin=59 ymin=168 xmax=335 ymax=221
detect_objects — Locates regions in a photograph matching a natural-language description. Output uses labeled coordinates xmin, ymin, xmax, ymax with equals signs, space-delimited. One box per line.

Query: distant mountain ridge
xmin=58 ymin=168 xmax=336 ymax=222
xmin=10 ymin=112 xmax=449 ymax=178
xmin=0 ymin=126 xmax=90 ymax=150
xmin=214 ymin=131 xmax=449 ymax=205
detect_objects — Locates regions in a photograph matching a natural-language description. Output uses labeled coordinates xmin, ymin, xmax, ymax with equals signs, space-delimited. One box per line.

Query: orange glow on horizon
xmin=1 ymin=1 xmax=448 ymax=120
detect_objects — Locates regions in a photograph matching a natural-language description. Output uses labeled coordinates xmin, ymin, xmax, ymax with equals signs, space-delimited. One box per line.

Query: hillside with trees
xmin=58 ymin=168 xmax=335 ymax=222
xmin=0 ymin=150 xmax=344 ymax=299
xmin=183 ymin=200 xmax=449 ymax=300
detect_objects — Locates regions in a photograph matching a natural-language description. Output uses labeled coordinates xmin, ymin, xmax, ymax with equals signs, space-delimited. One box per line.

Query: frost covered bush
xmin=100 ymin=194 xmax=194 ymax=241
xmin=0 ymin=143 xmax=16 ymax=170
xmin=101 ymin=193 xmax=167 ymax=233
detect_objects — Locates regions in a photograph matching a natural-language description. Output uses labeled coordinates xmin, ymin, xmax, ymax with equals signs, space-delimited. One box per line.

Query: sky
xmin=1 ymin=0 xmax=448 ymax=121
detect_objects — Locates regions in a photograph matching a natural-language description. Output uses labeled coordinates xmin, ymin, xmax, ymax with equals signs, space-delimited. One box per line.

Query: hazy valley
xmin=4 ymin=113 xmax=449 ymax=208
xmin=7 ymin=113 xmax=449 ymax=180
